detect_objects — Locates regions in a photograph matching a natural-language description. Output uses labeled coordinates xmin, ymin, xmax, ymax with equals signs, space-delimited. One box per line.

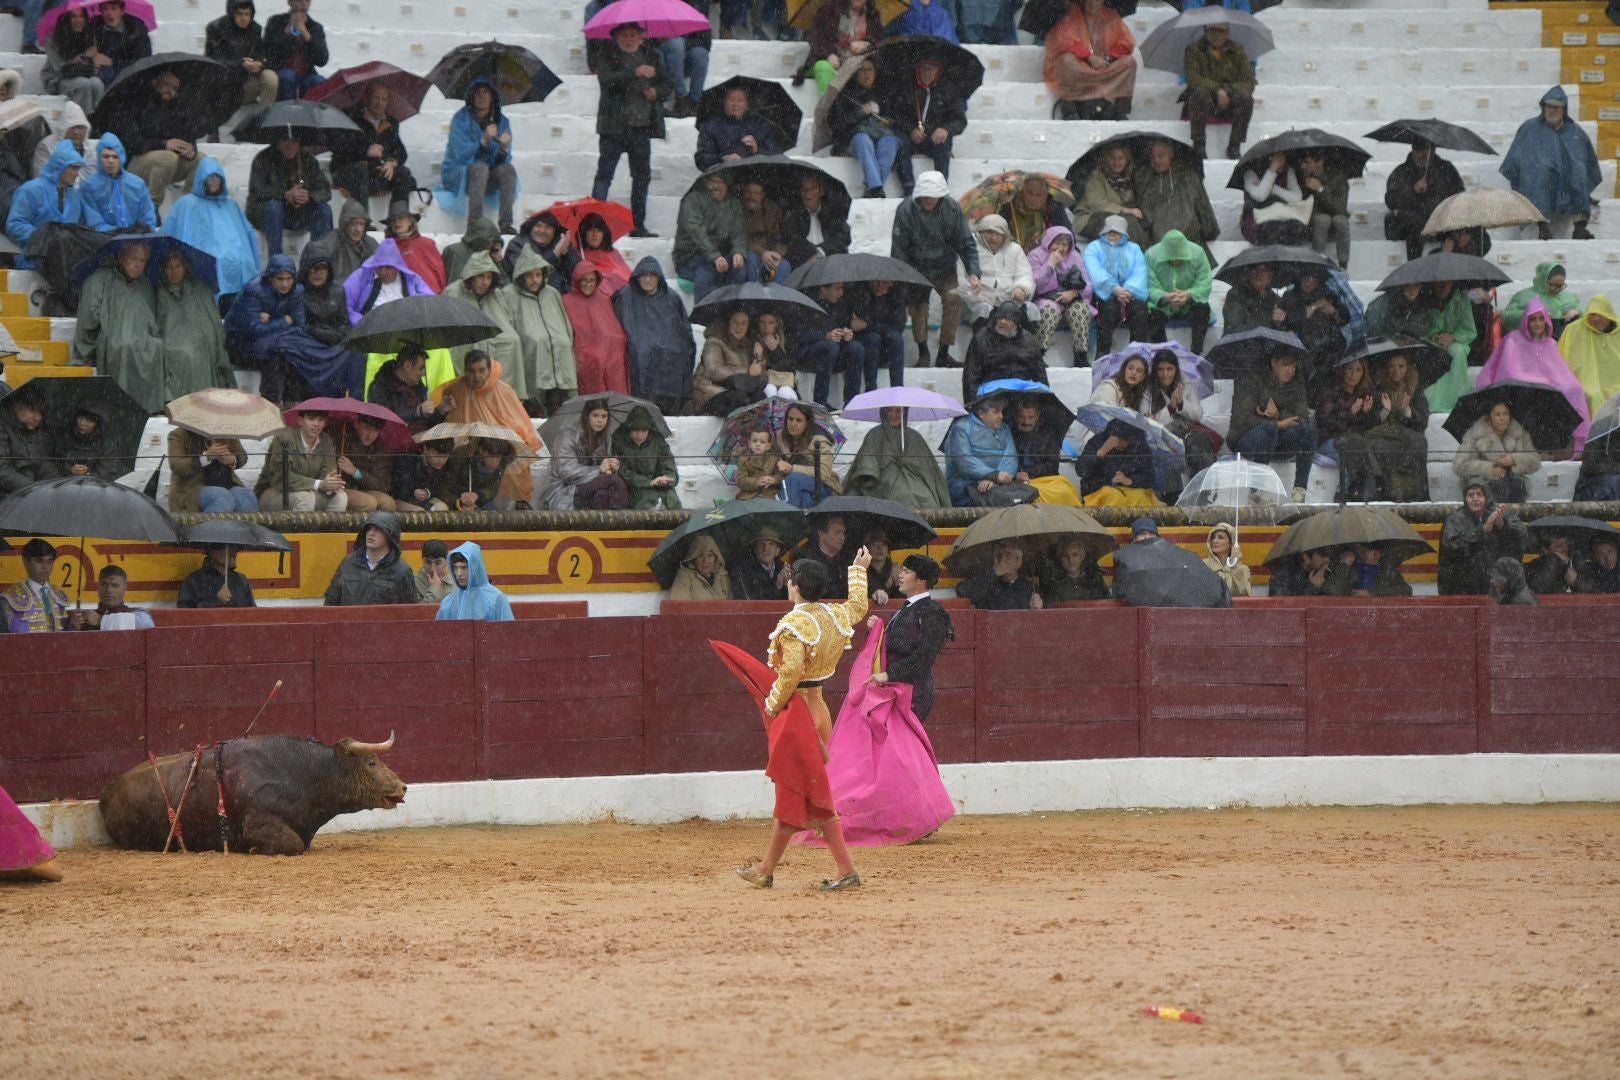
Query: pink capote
xmin=0 ymin=784 xmax=54 ymax=872
xmin=1476 ymin=295 xmax=1592 ymax=452
xmin=795 ymin=624 xmax=956 ymax=848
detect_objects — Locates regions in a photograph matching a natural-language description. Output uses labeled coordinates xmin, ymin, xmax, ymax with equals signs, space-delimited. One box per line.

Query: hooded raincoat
xmin=561 ymin=261 xmax=630 ymax=396
xmin=78 ymin=132 xmax=156 ymax=232
xmin=1201 ymin=522 xmax=1251 ymax=597
xmin=154 ymin=250 xmax=232 ymax=405
xmin=1489 ymin=556 xmax=1538 ymax=605
xmin=1028 ymin=224 xmax=1091 ymax=310
xmin=344 ymin=239 xmax=455 ymax=393
xmin=844 ymin=415 xmax=952 ymax=508
xmin=442 ymin=216 xmax=506 ymax=286
xmin=1425 ymin=284 xmax=1479 ymax=413
xmin=6 ymin=141 xmax=101 ymax=268
xmin=436 ymin=541 xmax=515 ymax=621
xmin=443 ymin=250 xmax=521 ymax=373
xmin=1477 ymin=296 xmax=1592 ymax=452
xmin=1502 ymin=262 xmax=1581 ymax=332
xmin=613 ymin=255 xmax=696 ymax=410
xmin=1558 ymin=293 xmax=1620 ymax=416
xmin=670 ymin=534 xmax=732 ymax=600
xmin=323 ymin=510 xmax=417 ymax=606
xmin=160 ymin=158 xmax=261 ymax=297
xmin=502 ymin=247 xmax=577 ymax=400
xmin=944 ymin=410 xmax=1018 ymax=505
xmin=610 ymin=404 xmax=681 ymax=510
xmin=73 ymin=257 xmax=165 ymax=412
xmin=302 ymin=198 xmax=377 ymax=287
xmin=436 ymin=77 xmax=518 ymax=217
xmin=1082 ymin=230 xmax=1149 ymax=302
xmin=1135 ymin=157 xmax=1220 ymax=248
xmin=430 ymin=357 xmax=540 ymax=504
xmin=1501 ymin=87 xmax=1602 ymax=219
xmin=1145 ymin=230 xmax=1212 ymax=314
xmin=228 ymin=253 xmax=305 ymax=361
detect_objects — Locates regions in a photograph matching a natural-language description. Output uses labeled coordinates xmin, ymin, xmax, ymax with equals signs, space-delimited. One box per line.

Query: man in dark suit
xmin=876 ymin=554 xmax=953 ymax=721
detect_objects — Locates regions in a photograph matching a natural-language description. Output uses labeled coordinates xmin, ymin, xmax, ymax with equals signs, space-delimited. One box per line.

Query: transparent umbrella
xmin=1176 ymin=455 xmax=1293 ymax=536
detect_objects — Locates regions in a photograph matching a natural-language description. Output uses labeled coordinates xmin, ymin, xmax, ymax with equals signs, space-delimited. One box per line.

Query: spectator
xmin=45 ymin=402 xmax=116 ymax=482
xmin=1579 ymin=538 xmax=1620 ymax=592
xmin=891 ymin=171 xmax=979 ymax=367
xmin=591 ymin=22 xmax=670 ymax=238
xmin=958 ymin=0 xmax=1016 ymax=45
xmin=1438 ymin=482 xmax=1527 ymax=595
xmin=503 ymin=210 xmax=576 ymax=287
xmin=542 ymin=397 xmax=629 ymax=510
xmin=614 ymin=257 xmax=695 ymax=416
xmin=1268 ymin=548 xmax=1334 ymax=597
xmin=740 ymin=181 xmax=785 ymax=283
xmin=1501 ymin=86 xmax=1601 ymax=240
xmin=1091 ymin=352 xmax=1150 ymax=415
xmin=263 ymin=0 xmax=327 ymax=100
xmin=246 ymin=134 xmax=333 ymax=259
xmin=1077 ymin=418 xmax=1158 ymax=506
xmin=886 ymin=59 xmax=967 ymax=188
xmin=777 ymin=400 xmax=841 ymax=507
xmin=961 ymin=301 xmax=1047 ymax=402
xmin=435 ymin=350 xmax=542 ymax=506
xmin=1183 ymin=18 xmax=1253 ymax=159
xmin=324 ymin=510 xmax=416 ymax=606
xmin=675 ymin=170 xmax=756 ymax=300
xmin=166 ymin=428 xmax=256 ymax=513
xmin=1502 ymin=262 xmax=1581 ymax=337
xmin=117 ymin=68 xmax=200 ymax=213
xmin=393 ymin=439 xmax=460 ymax=513
xmin=891 ymin=0 xmax=957 ymax=41
xmin=958 ymin=541 xmax=1041 ymax=610
xmin=843 ymin=405 xmax=950 ymax=507
xmin=75 ymin=565 xmax=153 ymax=630
xmin=1300 ymin=150 xmax=1350 ymax=270
xmin=443 ymin=252 xmax=520 ymax=374
xmin=344 ymin=238 xmax=431 ymax=324
xmin=7 ymin=143 xmax=99 ymax=270
xmin=154 ymin=248 xmax=240 ymax=407
xmin=1135 ymin=140 xmax=1219 ymax=254
xmin=670 ymin=534 xmax=731 ymax=599
xmin=31 ymin=100 xmax=91 ymax=180
xmin=782 ymin=174 xmax=850 ymax=271
xmin=792 ymin=514 xmax=852 ymax=599
xmin=90 ymin=0 xmax=152 ymax=86
xmin=442 ymin=216 xmax=510 ymax=289
xmin=1488 ymin=557 xmax=1537 ymax=606
xmin=437 ymin=542 xmax=515 ymax=621
xmin=1559 ymin=294 xmax=1620 ymax=417
xmin=731 ymin=424 xmax=783 ymax=500
xmin=333 ymin=415 xmax=400 ymax=513
xmin=562 ymin=266 xmax=631 ymax=396
xmin=718 ymin=0 xmax=788 ymax=41
xmin=1229 ymin=348 xmax=1314 ymax=502
xmin=1313 ymin=354 xmax=1380 ymax=501
xmin=862 ymin=529 xmax=900 ymax=604
xmin=1028 ymin=225 xmax=1091 ymax=364
xmin=957 ymin=214 xmax=1034 ymax=326
xmin=1290 ymin=267 xmax=1363 ymax=389
xmin=1 ymin=538 xmax=70 ymax=632
xmin=0 ymin=110 xmax=29 ymax=227
xmin=794 ymin=280 xmax=864 ymax=409
xmin=303 ymin=198 xmax=377 ymax=287
xmin=177 ymin=544 xmax=256 ymax=608
xmin=1149 ymin=348 xmax=1218 ymax=481
xmin=414 ymin=539 xmax=453 ymax=604
xmin=1242 ymin=152 xmax=1312 ymax=245
xmin=1083 ymin=215 xmax=1151 ymax=351
xmin=79 ymin=133 xmax=157 ymax=233
xmin=1046 ymin=0 xmax=1136 ymax=121
xmin=610 ymin=404 xmax=680 ymax=510
xmin=256 ymin=408 xmax=346 ymax=511
xmin=1222 ymin=262 xmax=1289 ymax=337
xmin=656 ymin=0 xmax=711 ymax=120
xmin=502 ymin=249 xmax=577 ymax=415
xmin=384 ymin=200 xmax=445 ymax=293
xmin=731 ymin=528 xmax=789 ymax=601
xmin=848 ymin=280 xmax=906 ymax=393
xmin=1452 ymin=400 xmax=1540 ymax=503
xmin=1423 ymin=280 xmax=1478 ymax=413
xmin=695 ymin=84 xmax=781 ymax=171
xmin=1323 ymin=542 xmax=1413 ymax=597
xmin=160 ymin=159 xmax=261 ymax=299
xmin=1364 ymin=280 xmax=1432 ymax=341
xmin=297 ymin=252 xmax=354 ymax=350
xmin=944 ymin=393 xmax=1027 ymax=507
xmin=1039 ymin=539 xmax=1110 ymax=604
xmin=330 ymin=81 xmax=416 ymax=205
xmin=754 ymin=310 xmax=797 ymax=399
xmin=458 ymin=438 xmax=517 ymax=511
xmin=226 ymin=254 xmax=306 ymax=403
xmin=1010 ymin=396 xmax=1078 ymax=506
xmin=1385 ymin=138 xmax=1465 ymax=261
xmin=1202 ymin=523 xmax=1250 ymax=597
xmin=367 ymin=346 xmax=452 ymax=435
xmin=1477 ymin=298 xmax=1592 ymax=453
xmin=439 ymin=78 xmax=516 ymax=235
xmin=1361 ymin=348 xmax=1431 ymax=502
xmin=1526 ymin=533 xmax=1581 ymax=595
xmin=1075 ymin=142 xmax=1148 ymax=245
xmin=827 ymin=59 xmax=900 ymax=199
xmin=1144 ymin=230 xmax=1212 ymax=353
xmin=42 ymin=7 xmax=105 ymax=114
xmin=574 ymin=213 xmax=634 ymax=295
xmin=999 ymin=174 xmax=1072 ymax=253
xmin=206 ymin=0 xmax=277 ymax=109
xmin=797 ymin=0 xmax=883 ymax=94
xmin=73 ymin=241 xmax=165 ymax=412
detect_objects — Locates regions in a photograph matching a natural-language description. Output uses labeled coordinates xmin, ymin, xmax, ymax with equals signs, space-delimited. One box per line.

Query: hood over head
xmin=1531 ymin=261 xmax=1565 ymax=295
xmin=1541 ymin=85 xmax=1570 ymax=109
xmin=190 ymin=156 xmax=231 ymax=198
xmin=60 ymin=100 xmax=89 ymax=135
xmin=991 ymin=299 xmax=1028 ymax=327
xmin=263 ymin=252 xmax=297 ymax=281
xmin=464 ymin=76 xmax=503 ymax=118
xmin=1153 ymin=229 xmax=1198 ymax=262
xmin=974 ymin=213 xmax=1009 ymax=236
xmin=94 ymin=132 xmax=128 ymax=168
xmin=681 ymin=534 xmax=727 ymax=571
xmin=622 ymin=404 xmax=657 ymax=431
xmin=1584 ymin=293 xmax=1617 ymax=330
xmin=577 ymin=211 xmax=616 ymax=246
xmin=1519 ymin=294 xmax=1554 ymax=334
xmin=1102 ymin=214 xmax=1130 ymax=238
xmin=511 ymin=245 xmax=552 ymax=285
xmin=913 ymin=171 xmax=949 ymax=199
xmin=40 ymin=140 xmax=85 ymax=184
xmin=360 ymin=237 xmax=411 ymax=276
xmin=1205 ymin=521 xmax=1241 ymax=563
xmin=459 ymin=249 xmax=502 ymax=284
xmin=1489 ymin=556 xmax=1534 ymax=603
xmin=354 ymin=510 xmax=402 ymax=554
xmin=461 ymin=215 xmax=502 ymax=250
xmin=629 ymin=254 xmax=666 ymax=288
xmin=449 ymin=540 xmax=492 ymax=592
xmin=338 ymin=197 xmax=371 ymax=231
xmin=226 ymin=0 xmax=257 ymax=16
xmin=1037 ymin=224 xmax=1077 ymax=251
xmin=570 ymin=259 xmax=603 ymax=289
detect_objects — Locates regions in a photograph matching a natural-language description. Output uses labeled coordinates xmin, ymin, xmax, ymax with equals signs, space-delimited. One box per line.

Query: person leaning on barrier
xmin=323 ymin=510 xmax=415 ymax=606
xmin=178 ymin=543 xmax=257 ymax=608
xmin=1438 ymin=482 xmax=1528 ymax=596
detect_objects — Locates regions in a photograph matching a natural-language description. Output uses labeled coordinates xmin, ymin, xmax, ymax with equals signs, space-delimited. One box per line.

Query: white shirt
xmin=375 ymin=278 xmax=405 ymax=306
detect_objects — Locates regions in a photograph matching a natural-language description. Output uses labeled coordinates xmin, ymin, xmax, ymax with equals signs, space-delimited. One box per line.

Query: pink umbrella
xmin=842 ymin=386 xmax=967 ymax=424
xmin=584 ymin=0 xmax=713 ymax=39
xmin=283 ymin=397 xmax=415 ymax=454
xmin=304 ymin=62 xmax=434 ymax=122
xmin=38 ymin=0 xmax=157 ymax=45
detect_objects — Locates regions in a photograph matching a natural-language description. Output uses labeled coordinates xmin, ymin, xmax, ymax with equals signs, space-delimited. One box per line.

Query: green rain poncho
xmin=843 ymin=415 xmax=952 ymax=508
xmin=500 ymin=247 xmax=576 ymax=400
xmin=1502 ymin=261 xmax=1581 ymax=332
xmin=154 ymin=259 xmax=232 ymax=406
xmin=1144 ymin=229 xmax=1212 ymax=313
xmin=443 ymin=250 xmax=521 ymax=374
xmin=1425 ymin=285 xmax=1478 ymax=413
xmin=73 ymin=262 xmax=165 ymax=413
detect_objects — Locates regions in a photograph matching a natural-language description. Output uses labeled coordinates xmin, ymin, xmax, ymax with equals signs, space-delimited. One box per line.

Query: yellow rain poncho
xmin=1558 ymin=293 xmax=1620 ymax=417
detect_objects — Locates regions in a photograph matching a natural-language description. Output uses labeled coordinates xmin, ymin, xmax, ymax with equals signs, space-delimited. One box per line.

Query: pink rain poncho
xmin=1476 ymin=295 xmax=1592 ymax=452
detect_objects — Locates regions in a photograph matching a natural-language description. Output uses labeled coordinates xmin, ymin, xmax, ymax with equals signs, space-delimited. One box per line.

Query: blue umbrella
xmin=72 ymin=234 xmax=219 ymax=294
xmin=1075 ymin=402 xmax=1185 ymax=464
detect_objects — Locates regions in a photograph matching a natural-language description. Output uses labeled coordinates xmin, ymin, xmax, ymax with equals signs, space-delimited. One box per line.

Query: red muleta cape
xmin=709 ymin=640 xmax=835 ymax=829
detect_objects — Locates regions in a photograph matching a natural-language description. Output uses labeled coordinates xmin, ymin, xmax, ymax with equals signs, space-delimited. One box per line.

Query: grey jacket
xmin=323 ymin=511 xmax=417 ymax=606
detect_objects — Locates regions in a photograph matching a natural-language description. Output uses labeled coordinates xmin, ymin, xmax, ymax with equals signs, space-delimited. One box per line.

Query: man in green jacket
xmin=890 ymin=170 xmax=981 ymax=367
xmin=1184 ymin=21 xmax=1255 ymax=160
xmin=590 ymin=21 xmax=671 ymax=238
xmin=245 ymin=135 xmax=333 ymax=260
xmin=1144 ymin=230 xmax=1213 ymax=352
xmin=674 ymin=169 xmax=758 ymax=300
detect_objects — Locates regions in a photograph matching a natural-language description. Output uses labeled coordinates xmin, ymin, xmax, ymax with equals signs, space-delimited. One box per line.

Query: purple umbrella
xmin=584 ymin=0 xmax=713 ymax=38
xmin=1092 ymin=340 xmax=1216 ymax=400
xmin=841 ymin=386 xmax=967 ymax=423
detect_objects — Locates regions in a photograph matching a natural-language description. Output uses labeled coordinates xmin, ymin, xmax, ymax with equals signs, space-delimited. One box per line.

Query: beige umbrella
xmin=1263 ymin=506 xmax=1432 ymax=566
xmin=1422 ymin=188 xmax=1546 ymax=236
xmin=944 ymin=503 xmax=1117 ymax=577
xmin=811 ymin=50 xmax=875 ymax=154
xmin=165 ymin=387 xmax=284 ymax=440
xmin=414 ymin=421 xmax=534 ymax=454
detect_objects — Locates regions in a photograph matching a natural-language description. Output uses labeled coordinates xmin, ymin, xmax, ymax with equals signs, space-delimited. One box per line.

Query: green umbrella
xmin=648 ymin=501 xmax=807 ymax=589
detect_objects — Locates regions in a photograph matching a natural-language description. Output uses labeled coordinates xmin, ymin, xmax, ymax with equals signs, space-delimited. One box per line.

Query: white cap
xmin=913 ymin=171 xmax=949 ymax=198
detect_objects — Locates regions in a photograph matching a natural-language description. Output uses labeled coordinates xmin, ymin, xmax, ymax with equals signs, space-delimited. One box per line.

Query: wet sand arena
xmin=3 ymin=805 xmax=1618 ymax=1079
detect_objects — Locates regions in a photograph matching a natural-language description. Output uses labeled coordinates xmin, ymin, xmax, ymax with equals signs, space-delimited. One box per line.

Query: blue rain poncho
xmin=78 ymin=132 xmax=157 ymax=232
xmin=436 ymin=541 xmax=515 ymax=621
xmin=160 ymin=157 xmax=261 ymax=297
xmin=1500 ymin=86 xmax=1603 ymax=218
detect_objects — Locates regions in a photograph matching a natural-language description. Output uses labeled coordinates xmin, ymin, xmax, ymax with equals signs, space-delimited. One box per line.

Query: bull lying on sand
xmin=100 ymin=734 xmax=407 ymax=855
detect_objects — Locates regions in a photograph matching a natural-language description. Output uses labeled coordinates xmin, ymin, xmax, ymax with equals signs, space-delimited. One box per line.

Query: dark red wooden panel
xmin=1485 ymin=608 xmax=1620 ymax=752
xmin=145 ymin=624 xmax=316 ymax=750
xmin=644 ymin=612 xmax=784 ymax=773
xmin=0 ymin=750 xmax=138 ymax=804
xmin=1142 ymin=608 xmax=1306 ymax=755
xmin=0 ymin=632 xmax=146 ymax=768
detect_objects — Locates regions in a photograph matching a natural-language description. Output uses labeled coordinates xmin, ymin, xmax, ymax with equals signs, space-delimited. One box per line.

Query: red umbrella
xmin=283 ymin=397 xmax=415 ymax=454
xmin=541 ymin=198 xmax=634 ymax=243
xmin=304 ymin=62 xmax=434 ymax=122
xmin=38 ymin=0 xmax=156 ymax=45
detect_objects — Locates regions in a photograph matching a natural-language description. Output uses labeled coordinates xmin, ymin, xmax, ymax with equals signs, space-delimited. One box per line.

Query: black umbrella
xmin=1066 ymin=129 xmax=1203 ymax=190
xmin=1526 ymin=515 xmax=1620 ymax=553
xmin=648 ymin=500 xmax=806 ymax=589
xmin=1214 ymin=244 xmax=1337 ymax=287
xmin=181 ymin=519 xmax=294 ymax=551
xmin=0 ymin=475 xmax=180 ymax=606
xmin=687 ymin=155 xmax=851 ymax=219
xmin=1020 ymin=0 xmax=1136 ymax=37
xmin=867 ymin=35 xmax=986 ymax=104
xmin=427 ymin=41 xmax=561 ymax=105
xmin=1110 ymin=536 xmax=1231 ymax=608
xmin=1376 ymin=253 xmax=1510 ymax=291
xmin=784 ymin=253 xmax=933 ymax=306
xmin=689 ymin=282 xmax=827 ymax=330
xmin=1364 ymin=118 xmax=1496 ymax=156
xmin=1442 ymin=380 xmax=1586 ymax=453
xmin=91 ymin=53 xmax=241 ymax=144
xmin=1226 ymin=129 xmax=1373 ymax=190
xmin=230 ymin=98 xmax=365 ymax=156
xmin=697 ymin=75 xmax=803 ymax=151
xmin=806 ymin=495 xmax=937 ymax=550
xmin=1353 ymin=336 xmax=1454 ymax=391
xmin=27 ymin=222 xmax=112 ymax=303
xmin=31 ymin=377 xmax=149 ymax=479
xmin=342 ymin=295 xmax=502 ymax=354
xmin=1205 ymin=328 xmax=1304 ymax=378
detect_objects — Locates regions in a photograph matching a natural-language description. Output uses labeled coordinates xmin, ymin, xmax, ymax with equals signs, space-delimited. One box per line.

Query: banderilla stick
xmin=162 ymin=747 xmax=204 ymax=855
xmin=242 ymin=680 xmax=285 ymax=738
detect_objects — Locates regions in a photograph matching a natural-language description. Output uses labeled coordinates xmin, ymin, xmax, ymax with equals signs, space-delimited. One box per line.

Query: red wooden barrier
xmin=1484 ymin=607 xmax=1620 ymax=753
xmin=149 ymin=601 xmax=588 ymax=625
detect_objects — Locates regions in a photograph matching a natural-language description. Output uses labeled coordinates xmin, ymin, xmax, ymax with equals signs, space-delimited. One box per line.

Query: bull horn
xmin=339 ymin=731 xmax=396 ymax=754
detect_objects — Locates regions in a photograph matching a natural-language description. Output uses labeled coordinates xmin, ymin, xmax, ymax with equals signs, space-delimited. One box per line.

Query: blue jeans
xmin=199 ymin=485 xmax=259 ymax=513
xmin=720 ymin=0 xmax=787 ymax=34
xmin=849 ymin=132 xmax=900 ymax=192
xmin=782 ymin=470 xmax=831 ymax=508
xmin=680 ymin=253 xmax=762 ymax=301
xmin=1233 ymin=419 xmax=1315 ymax=491
xmin=658 ymin=39 xmax=709 ymax=103
xmin=592 ymin=129 xmax=652 ymax=231
xmin=277 ymin=68 xmax=324 ymax=100
xmin=797 ymin=337 xmax=865 ymax=408
xmin=20 ymin=0 xmax=46 ymax=46
xmin=857 ymin=327 xmax=905 ymax=391
xmin=894 ymin=135 xmax=954 ymax=195
xmin=261 ymin=199 xmax=333 ymax=256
